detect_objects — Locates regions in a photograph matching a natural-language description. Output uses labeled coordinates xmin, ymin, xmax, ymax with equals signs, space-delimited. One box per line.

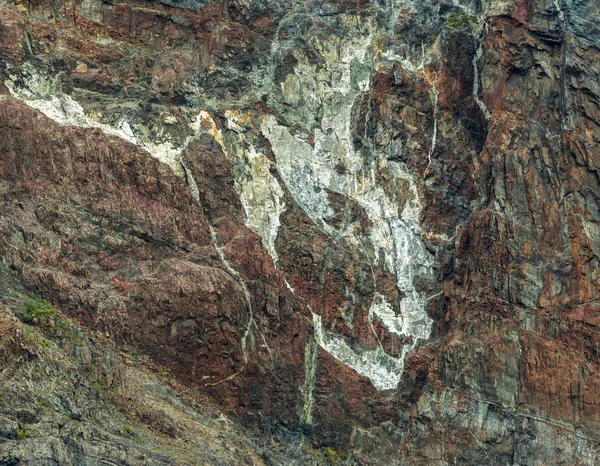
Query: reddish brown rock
xmin=1 ymin=0 xmax=600 ymax=464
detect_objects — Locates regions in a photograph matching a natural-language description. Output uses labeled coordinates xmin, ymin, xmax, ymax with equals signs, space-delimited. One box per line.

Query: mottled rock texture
xmin=0 ymin=0 xmax=599 ymax=464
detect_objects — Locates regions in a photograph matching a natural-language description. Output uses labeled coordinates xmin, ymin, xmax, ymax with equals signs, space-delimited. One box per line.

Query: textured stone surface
xmin=0 ymin=0 xmax=599 ymax=464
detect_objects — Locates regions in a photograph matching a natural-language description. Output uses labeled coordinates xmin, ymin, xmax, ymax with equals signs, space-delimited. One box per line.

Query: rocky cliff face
xmin=0 ymin=0 xmax=599 ymax=464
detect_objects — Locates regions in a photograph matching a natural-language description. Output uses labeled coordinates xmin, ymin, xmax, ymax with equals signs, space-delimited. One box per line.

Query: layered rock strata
xmin=0 ymin=0 xmax=599 ymax=464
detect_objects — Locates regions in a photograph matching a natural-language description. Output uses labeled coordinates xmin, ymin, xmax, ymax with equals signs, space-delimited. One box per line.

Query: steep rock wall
xmin=0 ymin=0 xmax=599 ymax=464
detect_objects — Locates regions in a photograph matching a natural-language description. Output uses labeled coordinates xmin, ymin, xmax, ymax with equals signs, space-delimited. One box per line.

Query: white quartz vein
xmin=5 ymin=73 xmax=185 ymax=176
xmin=259 ymin=15 xmax=434 ymax=390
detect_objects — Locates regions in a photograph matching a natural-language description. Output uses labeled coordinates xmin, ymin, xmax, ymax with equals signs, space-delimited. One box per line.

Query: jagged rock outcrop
xmin=0 ymin=0 xmax=599 ymax=464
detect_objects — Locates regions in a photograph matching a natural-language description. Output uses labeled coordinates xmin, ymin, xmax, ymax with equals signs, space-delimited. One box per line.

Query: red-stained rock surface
xmin=1 ymin=0 xmax=600 ymax=464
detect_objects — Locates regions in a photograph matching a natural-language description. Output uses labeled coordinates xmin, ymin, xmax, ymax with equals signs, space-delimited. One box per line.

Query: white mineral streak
xmin=552 ymin=0 xmax=565 ymax=22
xmin=369 ymin=294 xmax=404 ymax=337
xmin=6 ymin=68 xmax=259 ymax=367
xmin=4 ymin=66 xmax=265 ymax=380
xmin=448 ymin=4 xmax=493 ymax=124
xmin=216 ymin=110 xmax=287 ymax=265
xmin=298 ymin=336 xmax=319 ymax=425
xmin=209 ymin=225 xmax=255 ymax=365
xmin=473 ymin=36 xmax=492 ymax=122
xmin=180 ymin=159 xmax=200 ymax=203
xmin=284 ymin=279 xmax=295 ymax=294
xmin=5 ymin=70 xmax=185 ymax=175
xmin=313 ymin=312 xmax=411 ymax=391
xmin=238 ymin=147 xmax=285 ymax=264
xmin=183 ymin=110 xmax=257 ymax=369
xmin=258 ymin=12 xmax=434 ymax=390
xmin=425 ymin=81 xmax=439 ymax=175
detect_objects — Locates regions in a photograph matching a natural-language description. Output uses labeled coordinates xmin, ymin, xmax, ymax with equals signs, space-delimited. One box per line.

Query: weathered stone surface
xmin=0 ymin=0 xmax=599 ymax=463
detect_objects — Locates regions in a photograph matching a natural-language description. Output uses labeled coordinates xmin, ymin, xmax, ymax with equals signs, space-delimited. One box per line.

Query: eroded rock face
xmin=0 ymin=0 xmax=599 ymax=463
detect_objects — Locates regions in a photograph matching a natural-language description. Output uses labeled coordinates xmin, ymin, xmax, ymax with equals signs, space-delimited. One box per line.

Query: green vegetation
xmin=22 ymin=294 xmax=57 ymax=324
xmin=447 ymin=12 xmax=478 ymax=31
xmin=17 ymin=428 xmax=38 ymax=438
xmin=310 ymin=446 xmax=348 ymax=465
xmin=324 ymin=447 xmax=348 ymax=466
